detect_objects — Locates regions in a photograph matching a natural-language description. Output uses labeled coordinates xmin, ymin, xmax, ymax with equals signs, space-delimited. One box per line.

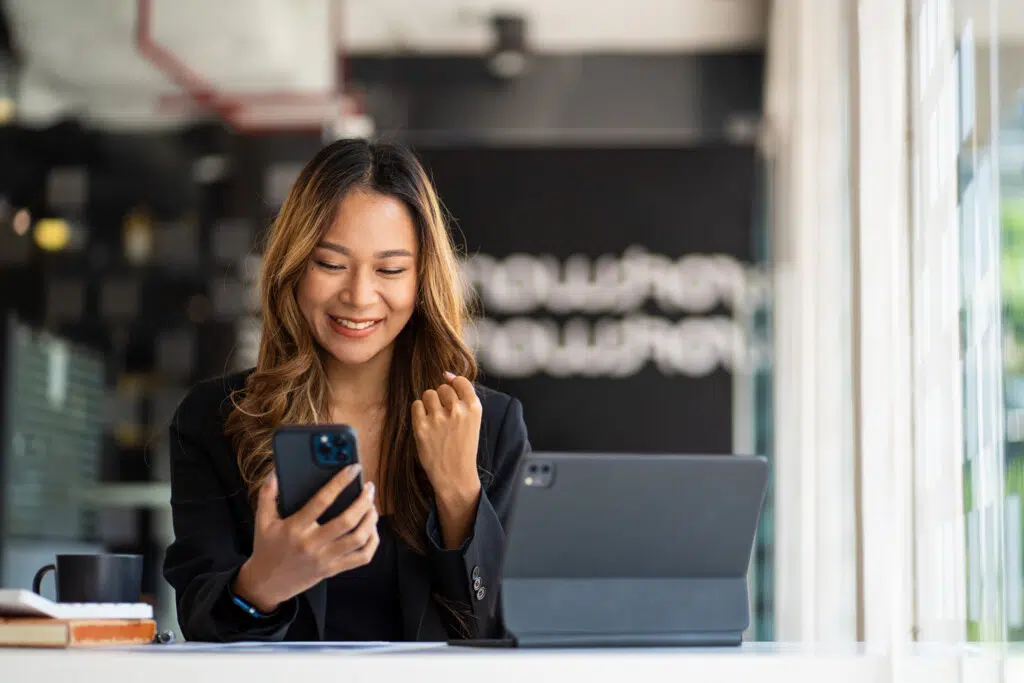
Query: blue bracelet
xmin=230 ymin=593 xmax=271 ymax=619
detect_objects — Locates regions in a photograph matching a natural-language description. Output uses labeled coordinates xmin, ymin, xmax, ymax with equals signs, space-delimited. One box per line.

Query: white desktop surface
xmin=0 ymin=642 xmax=1019 ymax=683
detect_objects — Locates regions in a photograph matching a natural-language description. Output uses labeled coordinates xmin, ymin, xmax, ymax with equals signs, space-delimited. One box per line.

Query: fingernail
xmin=443 ymin=371 xmax=456 ymax=380
xmin=367 ymin=482 xmax=376 ymax=499
xmin=351 ymin=463 xmax=363 ymax=473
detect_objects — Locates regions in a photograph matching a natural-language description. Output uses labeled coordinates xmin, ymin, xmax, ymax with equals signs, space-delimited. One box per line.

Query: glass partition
xmin=908 ymin=0 xmax=1006 ymax=642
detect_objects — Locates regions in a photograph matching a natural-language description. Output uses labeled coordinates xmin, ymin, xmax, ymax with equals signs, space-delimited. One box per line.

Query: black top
xmin=162 ymin=369 xmax=531 ymax=643
xmin=323 ymin=516 xmax=404 ymax=642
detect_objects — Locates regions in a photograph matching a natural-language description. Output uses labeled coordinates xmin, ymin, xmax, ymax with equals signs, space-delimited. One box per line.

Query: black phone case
xmin=272 ymin=425 xmax=363 ymax=524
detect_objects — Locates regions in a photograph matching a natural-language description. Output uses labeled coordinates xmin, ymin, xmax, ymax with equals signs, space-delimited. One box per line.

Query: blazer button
xmin=475 ymin=587 xmax=486 ymax=601
xmin=471 ymin=566 xmax=481 ymax=580
xmin=473 ymin=577 xmax=483 ymax=591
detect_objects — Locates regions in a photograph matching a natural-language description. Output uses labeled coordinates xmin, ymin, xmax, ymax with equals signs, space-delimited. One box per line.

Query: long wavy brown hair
xmin=226 ymin=139 xmax=477 ymax=554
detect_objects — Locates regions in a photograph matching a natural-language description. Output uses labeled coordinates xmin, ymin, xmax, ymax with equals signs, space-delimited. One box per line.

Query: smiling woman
xmin=161 ymin=139 xmax=531 ymax=644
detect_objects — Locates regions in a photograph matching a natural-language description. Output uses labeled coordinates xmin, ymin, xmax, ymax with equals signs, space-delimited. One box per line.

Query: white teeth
xmin=331 ymin=317 xmax=378 ymax=330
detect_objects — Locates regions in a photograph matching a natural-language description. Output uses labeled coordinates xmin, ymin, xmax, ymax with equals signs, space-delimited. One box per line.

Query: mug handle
xmin=32 ymin=564 xmax=55 ymax=595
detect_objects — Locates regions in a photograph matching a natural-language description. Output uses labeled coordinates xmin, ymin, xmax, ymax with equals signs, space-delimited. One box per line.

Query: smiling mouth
xmin=329 ymin=315 xmax=382 ymax=330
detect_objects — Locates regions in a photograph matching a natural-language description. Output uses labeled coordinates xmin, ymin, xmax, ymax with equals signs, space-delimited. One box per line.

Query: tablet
xmin=498 ymin=453 xmax=769 ymax=648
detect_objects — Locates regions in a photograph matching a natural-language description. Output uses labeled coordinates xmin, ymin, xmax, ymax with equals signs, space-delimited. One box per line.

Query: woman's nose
xmin=341 ymin=268 xmax=375 ymax=307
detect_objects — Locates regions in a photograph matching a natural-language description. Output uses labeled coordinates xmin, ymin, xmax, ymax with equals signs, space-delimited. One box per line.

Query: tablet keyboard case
xmin=499 ymin=454 xmax=768 ymax=648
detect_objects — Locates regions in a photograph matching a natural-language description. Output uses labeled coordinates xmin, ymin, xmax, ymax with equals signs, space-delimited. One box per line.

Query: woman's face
xmin=296 ymin=188 xmax=419 ymax=370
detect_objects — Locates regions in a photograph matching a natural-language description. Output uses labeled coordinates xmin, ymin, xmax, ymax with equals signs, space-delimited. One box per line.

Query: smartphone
xmin=272 ymin=425 xmax=363 ymax=524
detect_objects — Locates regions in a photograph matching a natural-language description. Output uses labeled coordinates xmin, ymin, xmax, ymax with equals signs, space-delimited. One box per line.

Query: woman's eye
xmin=315 ymin=260 xmax=345 ymax=271
xmin=379 ymin=268 xmax=406 ymax=275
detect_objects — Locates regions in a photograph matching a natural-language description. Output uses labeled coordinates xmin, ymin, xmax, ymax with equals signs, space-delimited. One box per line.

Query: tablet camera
xmin=312 ymin=432 xmax=354 ymax=468
xmin=524 ymin=461 xmax=554 ymax=488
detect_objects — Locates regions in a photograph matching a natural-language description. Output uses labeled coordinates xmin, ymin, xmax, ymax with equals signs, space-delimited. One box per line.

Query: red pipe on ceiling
xmin=135 ymin=0 xmax=348 ymax=133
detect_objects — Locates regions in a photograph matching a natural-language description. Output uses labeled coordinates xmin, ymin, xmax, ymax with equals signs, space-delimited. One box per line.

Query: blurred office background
xmin=0 ymin=0 xmax=1020 ymax=647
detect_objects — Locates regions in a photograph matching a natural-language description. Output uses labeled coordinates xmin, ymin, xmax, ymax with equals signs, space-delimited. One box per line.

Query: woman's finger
xmin=436 ymin=383 xmax=458 ymax=411
xmin=255 ymin=472 xmax=281 ymax=529
xmin=291 ymin=464 xmax=363 ymax=528
xmin=313 ymin=482 xmax=376 ymax=542
xmin=422 ymin=389 xmax=442 ymax=416
xmin=447 ymin=375 xmax=479 ymax=408
xmin=325 ymin=514 xmax=380 ymax=575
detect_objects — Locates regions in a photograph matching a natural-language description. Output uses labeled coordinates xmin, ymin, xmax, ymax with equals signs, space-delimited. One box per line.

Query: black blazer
xmin=162 ymin=370 xmax=530 ymax=642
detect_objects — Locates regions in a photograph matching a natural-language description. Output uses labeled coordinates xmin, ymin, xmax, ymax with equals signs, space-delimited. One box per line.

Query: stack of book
xmin=0 ymin=589 xmax=155 ymax=647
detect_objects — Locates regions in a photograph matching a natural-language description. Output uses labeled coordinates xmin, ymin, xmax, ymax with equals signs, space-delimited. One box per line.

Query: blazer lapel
xmin=304 ymin=580 xmax=327 ymax=638
xmin=396 ymin=541 xmax=445 ymax=640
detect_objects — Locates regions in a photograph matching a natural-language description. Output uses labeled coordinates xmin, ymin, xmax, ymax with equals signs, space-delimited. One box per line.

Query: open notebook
xmin=0 ymin=589 xmax=153 ymax=620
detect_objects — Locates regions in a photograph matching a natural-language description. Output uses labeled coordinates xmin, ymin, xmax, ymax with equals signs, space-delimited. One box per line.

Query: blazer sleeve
xmin=424 ymin=396 xmax=530 ymax=639
xmin=162 ymin=400 xmax=299 ymax=642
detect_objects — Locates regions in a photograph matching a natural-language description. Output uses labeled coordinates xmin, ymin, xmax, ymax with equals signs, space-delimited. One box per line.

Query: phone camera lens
xmin=541 ymin=464 xmax=550 ymax=473
xmin=528 ymin=464 xmax=538 ymax=473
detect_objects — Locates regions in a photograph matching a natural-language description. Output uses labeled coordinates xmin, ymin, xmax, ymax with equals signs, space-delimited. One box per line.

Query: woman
xmin=163 ymin=139 xmax=530 ymax=643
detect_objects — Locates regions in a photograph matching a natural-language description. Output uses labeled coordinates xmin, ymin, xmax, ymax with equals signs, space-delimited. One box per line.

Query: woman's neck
xmin=323 ymin=347 xmax=392 ymax=416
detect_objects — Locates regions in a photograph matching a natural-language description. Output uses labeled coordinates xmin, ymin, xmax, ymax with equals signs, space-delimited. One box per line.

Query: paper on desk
xmin=106 ymin=641 xmax=447 ymax=654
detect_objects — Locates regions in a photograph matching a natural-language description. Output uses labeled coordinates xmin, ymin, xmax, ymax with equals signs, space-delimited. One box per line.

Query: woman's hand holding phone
xmin=233 ymin=464 xmax=379 ymax=614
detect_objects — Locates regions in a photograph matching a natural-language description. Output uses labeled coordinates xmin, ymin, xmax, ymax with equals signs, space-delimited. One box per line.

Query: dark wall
xmin=419 ymin=144 xmax=756 ymax=454
xmin=348 ymin=53 xmax=763 ymax=142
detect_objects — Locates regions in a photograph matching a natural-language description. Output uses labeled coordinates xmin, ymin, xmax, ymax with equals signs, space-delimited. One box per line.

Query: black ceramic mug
xmin=32 ymin=554 xmax=143 ymax=603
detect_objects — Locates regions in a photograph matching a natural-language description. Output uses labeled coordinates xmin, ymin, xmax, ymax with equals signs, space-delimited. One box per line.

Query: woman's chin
xmin=321 ymin=336 xmax=394 ymax=369
xmin=325 ymin=347 xmax=377 ymax=368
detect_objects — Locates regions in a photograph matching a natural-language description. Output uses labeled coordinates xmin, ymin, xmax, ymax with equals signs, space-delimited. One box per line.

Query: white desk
xmin=0 ymin=642 xmax=1018 ymax=683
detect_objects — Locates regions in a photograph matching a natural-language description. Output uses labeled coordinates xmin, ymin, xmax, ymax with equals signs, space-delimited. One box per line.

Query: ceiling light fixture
xmin=488 ymin=14 xmax=529 ymax=80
